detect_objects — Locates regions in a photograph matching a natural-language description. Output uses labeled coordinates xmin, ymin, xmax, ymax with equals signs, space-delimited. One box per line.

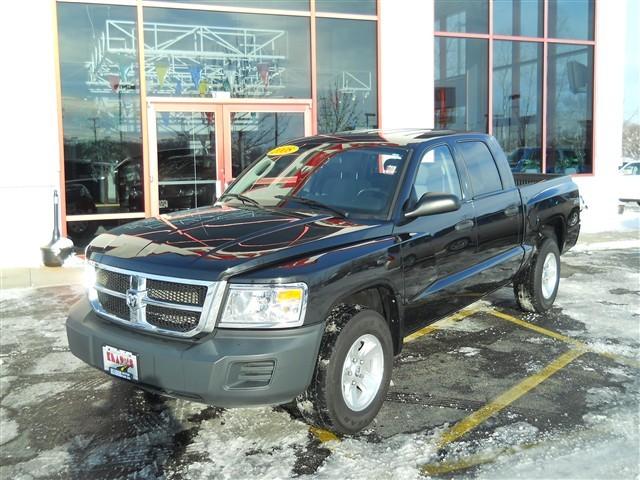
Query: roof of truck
xmin=294 ymin=128 xmax=479 ymax=146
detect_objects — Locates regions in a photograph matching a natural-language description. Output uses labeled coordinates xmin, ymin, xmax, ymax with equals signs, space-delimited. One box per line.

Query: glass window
xmin=155 ymin=111 xmax=218 ymax=214
xmin=547 ymin=44 xmax=593 ymax=174
xmin=66 ymin=218 xmax=137 ymax=249
xmin=493 ymin=41 xmax=543 ymax=173
xmin=231 ymin=112 xmax=305 ymax=176
xmin=414 ymin=146 xmax=462 ymax=200
xmin=457 ymin=141 xmax=503 ymax=196
xmin=225 ymin=144 xmax=407 ymax=218
xmin=317 ymin=19 xmax=378 ymax=133
xmin=316 ymin=0 xmax=376 ymax=15
xmin=160 ymin=0 xmax=309 ymax=10
xmin=435 ymin=0 xmax=488 ymax=34
xmin=493 ymin=0 xmax=542 ymax=37
xmin=57 ymin=3 xmax=143 ymax=216
xmin=435 ymin=37 xmax=488 ymax=132
xmin=548 ymin=0 xmax=594 ymax=40
xmin=143 ymin=8 xmax=311 ymax=98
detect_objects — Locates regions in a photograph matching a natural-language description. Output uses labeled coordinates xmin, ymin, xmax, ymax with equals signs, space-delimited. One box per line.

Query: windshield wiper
xmin=219 ymin=193 xmax=261 ymax=207
xmin=275 ymin=195 xmax=347 ymax=218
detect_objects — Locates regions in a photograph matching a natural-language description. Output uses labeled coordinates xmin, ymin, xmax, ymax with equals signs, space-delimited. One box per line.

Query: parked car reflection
xmin=508 ymin=146 xmax=584 ymax=174
xmin=116 ymin=148 xmax=217 ymax=214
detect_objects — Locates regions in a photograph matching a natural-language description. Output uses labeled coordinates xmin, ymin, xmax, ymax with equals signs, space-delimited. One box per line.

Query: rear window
xmin=457 ymin=141 xmax=503 ymax=197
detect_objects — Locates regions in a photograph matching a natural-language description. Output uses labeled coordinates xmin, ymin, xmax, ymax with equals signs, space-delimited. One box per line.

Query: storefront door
xmin=147 ymin=99 xmax=312 ymax=216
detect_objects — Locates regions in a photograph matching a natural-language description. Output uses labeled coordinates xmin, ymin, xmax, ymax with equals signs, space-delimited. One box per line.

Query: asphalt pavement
xmin=1 ymin=238 xmax=638 ymax=479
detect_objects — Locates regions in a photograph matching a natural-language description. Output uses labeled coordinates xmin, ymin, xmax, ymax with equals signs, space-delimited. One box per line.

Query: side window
xmin=414 ymin=145 xmax=462 ymax=200
xmin=457 ymin=141 xmax=503 ymax=197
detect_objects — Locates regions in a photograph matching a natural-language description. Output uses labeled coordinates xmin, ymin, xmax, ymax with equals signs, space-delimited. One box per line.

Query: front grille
xmin=96 ymin=268 xmax=129 ymax=293
xmin=89 ymin=263 xmax=217 ymax=337
xmin=146 ymin=305 xmax=200 ymax=332
xmin=98 ymin=291 xmax=129 ymax=320
xmin=147 ymin=279 xmax=207 ymax=307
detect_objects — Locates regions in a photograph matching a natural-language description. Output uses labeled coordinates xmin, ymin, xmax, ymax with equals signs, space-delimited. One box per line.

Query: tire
xmin=292 ymin=304 xmax=393 ymax=435
xmin=513 ymin=236 xmax=561 ymax=313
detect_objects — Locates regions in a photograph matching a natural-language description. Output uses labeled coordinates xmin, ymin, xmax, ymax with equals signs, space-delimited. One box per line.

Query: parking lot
xmin=1 ymin=239 xmax=639 ymax=479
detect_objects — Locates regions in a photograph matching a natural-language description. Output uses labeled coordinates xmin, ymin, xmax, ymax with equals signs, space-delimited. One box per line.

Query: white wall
xmin=575 ymin=0 xmax=632 ymax=233
xmin=0 ymin=4 xmax=62 ymax=267
xmin=379 ymin=0 xmax=434 ymax=129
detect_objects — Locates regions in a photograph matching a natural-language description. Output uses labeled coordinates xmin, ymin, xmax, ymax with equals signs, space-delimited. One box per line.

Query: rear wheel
xmin=291 ymin=305 xmax=393 ymax=435
xmin=514 ymin=236 xmax=561 ymax=313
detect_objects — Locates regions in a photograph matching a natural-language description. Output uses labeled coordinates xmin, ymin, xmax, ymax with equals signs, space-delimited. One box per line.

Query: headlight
xmin=218 ymin=283 xmax=308 ymax=329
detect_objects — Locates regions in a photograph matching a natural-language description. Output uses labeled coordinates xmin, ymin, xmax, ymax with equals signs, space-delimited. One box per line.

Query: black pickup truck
xmin=67 ymin=130 xmax=581 ymax=434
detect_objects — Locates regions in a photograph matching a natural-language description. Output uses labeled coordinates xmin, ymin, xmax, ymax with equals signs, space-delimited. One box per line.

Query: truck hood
xmin=87 ymin=205 xmax=393 ymax=280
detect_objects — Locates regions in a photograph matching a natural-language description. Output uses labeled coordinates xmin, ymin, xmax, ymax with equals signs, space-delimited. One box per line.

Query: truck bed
xmin=512 ymin=173 xmax=563 ymax=186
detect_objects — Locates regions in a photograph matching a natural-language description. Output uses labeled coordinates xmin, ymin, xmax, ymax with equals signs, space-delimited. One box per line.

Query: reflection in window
xmin=143 ymin=8 xmax=310 ymax=99
xmin=435 ymin=37 xmax=488 ymax=132
xmin=316 ymin=19 xmax=378 ymax=133
xmin=57 ymin=3 xmax=143 ymax=216
xmin=548 ymin=0 xmax=594 ymax=40
xmin=435 ymin=0 xmax=488 ymax=34
xmin=231 ymin=112 xmax=305 ymax=177
xmin=493 ymin=41 xmax=542 ymax=173
xmin=457 ymin=141 xmax=503 ymax=196
xmin=155 ymin=111 xmax=218 ymax=214
xmin=316 ymin=0 xmax=375 ymax=15
xmin=415 ymin=146 xmax=462 ymax=199
xmin=160 ymin=0 xmax=309 ymax=10
xmin=493 ymin=0 xmax=542 ymax=37
xmin=547 ymin=44 xmax=593 ymax=174
xmin=66 ymin=218 xmax=137 ymax=249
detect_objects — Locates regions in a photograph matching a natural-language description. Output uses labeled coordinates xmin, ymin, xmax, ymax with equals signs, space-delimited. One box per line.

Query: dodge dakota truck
xmin=67 ymin=129 xmax=581 ymax=434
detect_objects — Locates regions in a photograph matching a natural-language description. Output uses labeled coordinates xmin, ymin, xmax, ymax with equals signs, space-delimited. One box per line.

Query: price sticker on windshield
xmin=267 ymin=145 xmax=299 ymax=157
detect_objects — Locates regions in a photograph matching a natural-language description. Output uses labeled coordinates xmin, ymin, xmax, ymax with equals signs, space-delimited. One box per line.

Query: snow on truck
xmin=67 ymin=129 xmax=581 ymax=434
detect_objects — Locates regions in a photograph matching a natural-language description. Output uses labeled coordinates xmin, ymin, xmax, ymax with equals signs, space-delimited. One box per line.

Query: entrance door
xmin=147 ymin=100 xmax=311 ymax=216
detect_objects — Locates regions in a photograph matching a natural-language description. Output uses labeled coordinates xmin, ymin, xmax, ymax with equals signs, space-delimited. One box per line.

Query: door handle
xmin=504 ymin=205 xmax=519 ymax=217
xmin=455 ymin=219 xmax=474 ymax=231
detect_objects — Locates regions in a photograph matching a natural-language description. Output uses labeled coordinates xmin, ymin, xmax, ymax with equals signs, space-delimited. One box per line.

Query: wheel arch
xmin=541 ymin=214 xmax=566 ymax=251
xmin=332 ymin=283 xmax=403 ymax=355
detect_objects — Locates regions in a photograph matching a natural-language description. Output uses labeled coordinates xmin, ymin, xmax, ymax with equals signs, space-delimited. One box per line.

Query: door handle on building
xmin=455 ymin=219 xmax=474 ymax=231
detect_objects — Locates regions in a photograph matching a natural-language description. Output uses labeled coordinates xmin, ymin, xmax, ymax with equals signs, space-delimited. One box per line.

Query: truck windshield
xmin=222 ymin=143 xmax=408 ymax=219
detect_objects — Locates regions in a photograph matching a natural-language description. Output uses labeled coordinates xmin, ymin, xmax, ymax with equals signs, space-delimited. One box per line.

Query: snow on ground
xmin=0 ymin=245 xmax=638 ymax=479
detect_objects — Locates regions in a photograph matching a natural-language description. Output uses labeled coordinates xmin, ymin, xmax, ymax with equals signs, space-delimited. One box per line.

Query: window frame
xmin=434 ymin=0 xmax=597 ymax=178
xmin=455 ymin=139 xmax=505 ymax=199
xmin=410 ymin=143 xmax=465 ymax=205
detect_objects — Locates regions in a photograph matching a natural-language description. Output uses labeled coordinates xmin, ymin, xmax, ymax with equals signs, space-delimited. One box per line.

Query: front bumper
xmin=66 ymin=298 xmax=324 ymax=407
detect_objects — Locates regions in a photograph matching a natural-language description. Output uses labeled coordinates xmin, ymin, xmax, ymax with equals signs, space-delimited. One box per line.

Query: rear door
xmin=454 ymin=139 xmax=524 ymax=296
xmin=397 ymin=143 xmax=478 ymax=334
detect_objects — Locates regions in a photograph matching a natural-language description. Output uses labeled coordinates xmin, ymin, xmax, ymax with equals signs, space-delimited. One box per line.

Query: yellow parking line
xmin=435 ymin=348 xmax=585 ymax=449
xmin=309 ymin=426 xmax=340 ymax=443
xmin=486 ymin=307 xmax=640 ymax=369
xmin=404 ymin=308 xmax=479 ymax=343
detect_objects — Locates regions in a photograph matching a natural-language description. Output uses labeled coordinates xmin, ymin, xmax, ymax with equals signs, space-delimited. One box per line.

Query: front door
xmin=147 ymin=100 xmax=311 ymax=216
xmin=397 ymin=143 xmax=478 ymax=334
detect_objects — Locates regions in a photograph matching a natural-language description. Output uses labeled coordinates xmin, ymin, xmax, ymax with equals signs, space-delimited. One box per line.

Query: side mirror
xmin=404 ymin=192 xmax=461 ymax=219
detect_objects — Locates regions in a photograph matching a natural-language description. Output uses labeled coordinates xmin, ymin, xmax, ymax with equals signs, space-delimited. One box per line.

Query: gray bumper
xmin=66 ymin=298 xmax=324 ymax=407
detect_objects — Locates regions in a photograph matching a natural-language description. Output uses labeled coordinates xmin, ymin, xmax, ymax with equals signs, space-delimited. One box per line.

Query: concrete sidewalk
xmin=1 ymin=230 xmax=638 ymax=291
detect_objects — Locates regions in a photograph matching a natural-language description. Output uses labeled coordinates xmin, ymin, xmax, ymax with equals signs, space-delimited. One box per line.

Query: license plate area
xmin=102 ymin=345 xmax=139 ymax=381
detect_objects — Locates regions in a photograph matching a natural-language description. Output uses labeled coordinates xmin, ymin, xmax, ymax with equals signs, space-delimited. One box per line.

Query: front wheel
xmin=292 ymin=305 xmax=393 ymax=435
xmin=514 ymin=237 xmax=561 ymax=313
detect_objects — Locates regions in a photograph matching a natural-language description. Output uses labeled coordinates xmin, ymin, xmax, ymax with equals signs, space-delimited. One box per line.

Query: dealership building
xmin=0 ymin=0 xmax=627 ymax=266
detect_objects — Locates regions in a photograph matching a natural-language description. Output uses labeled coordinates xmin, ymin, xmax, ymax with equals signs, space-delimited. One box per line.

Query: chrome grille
xmin=146 ymin=305 xmax=200 ymax=332
xmin=88 ymin=262 xmax=223 ymax=338
xmin=97 ymin=291 xmax=129 ymax=320
xmin=96 ymin=268 xmax=129 ymax=294
xmin=147 ymin=279 xmax=207 ymax=307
